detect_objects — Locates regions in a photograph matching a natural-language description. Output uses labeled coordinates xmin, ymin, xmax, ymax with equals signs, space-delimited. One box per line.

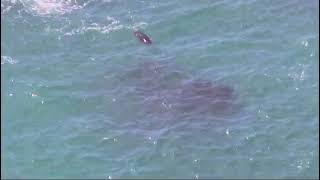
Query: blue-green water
xmin=1 ymin=0 xmax=319 ymax=178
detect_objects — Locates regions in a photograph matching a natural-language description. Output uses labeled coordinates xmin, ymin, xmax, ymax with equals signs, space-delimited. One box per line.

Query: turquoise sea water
xmin=1 ymin=0 xmax=319 ymax=178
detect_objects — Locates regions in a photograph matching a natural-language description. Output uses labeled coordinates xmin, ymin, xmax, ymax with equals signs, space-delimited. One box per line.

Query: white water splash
xmin=22 ymin=0 xmax=81 ymax=16
xmin=1 ymin=0 xmax=76 ymax=16
xmin=288 ymin=64 xmax=309 ymax=82
xmin=1 ymin=56 xmax=18 ymax=65
xmin=1 ymin=0 xmax=101 ymax=16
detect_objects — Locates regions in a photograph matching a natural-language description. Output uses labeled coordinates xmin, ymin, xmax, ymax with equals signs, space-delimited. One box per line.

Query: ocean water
xmin=1 ymin=0 xmax=319 ymax=179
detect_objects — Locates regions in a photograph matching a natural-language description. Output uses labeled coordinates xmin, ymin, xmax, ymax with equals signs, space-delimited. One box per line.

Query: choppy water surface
xmin=1 ymin=0 xmax=319 ymax=178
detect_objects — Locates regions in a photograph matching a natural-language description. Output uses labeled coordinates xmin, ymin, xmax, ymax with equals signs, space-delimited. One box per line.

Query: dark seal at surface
xmin=133 ymin=30 xmax=152 ymax=45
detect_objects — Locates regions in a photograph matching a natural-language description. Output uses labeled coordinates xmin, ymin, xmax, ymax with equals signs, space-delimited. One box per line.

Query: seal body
xmin=134 ymin=30 xmax=152 ymax=45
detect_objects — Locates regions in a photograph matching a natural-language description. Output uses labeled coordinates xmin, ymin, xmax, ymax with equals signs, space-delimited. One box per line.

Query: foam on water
xmin=1 ymin=56 xmax=17 ymax=65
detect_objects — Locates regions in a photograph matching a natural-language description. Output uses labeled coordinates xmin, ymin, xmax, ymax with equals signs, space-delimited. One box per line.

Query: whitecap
xmin=20 ymin=0 xmax=84 ymax=16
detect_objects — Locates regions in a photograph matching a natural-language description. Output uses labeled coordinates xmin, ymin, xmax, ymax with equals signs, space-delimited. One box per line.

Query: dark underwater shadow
xmin=109 ymin=59 xmax=243 ymax=132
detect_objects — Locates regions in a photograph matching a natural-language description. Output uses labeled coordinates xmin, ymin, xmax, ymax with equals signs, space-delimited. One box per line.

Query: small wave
xmin=63 ymin=16 xmax=123 ymax=36
xmin=63 ymin=16 xmax=148 ymax=36
xmin=1 ymin=56 xmax=18 ymax=65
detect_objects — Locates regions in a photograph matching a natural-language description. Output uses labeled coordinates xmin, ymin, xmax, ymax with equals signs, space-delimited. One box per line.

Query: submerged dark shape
xmin=118 ymin=61 xmax=236 ymax=119
xmin=174 ymin=79 xmax=234 ymax=114
xmin=133 ymin=30 xmax=152 ymax=45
